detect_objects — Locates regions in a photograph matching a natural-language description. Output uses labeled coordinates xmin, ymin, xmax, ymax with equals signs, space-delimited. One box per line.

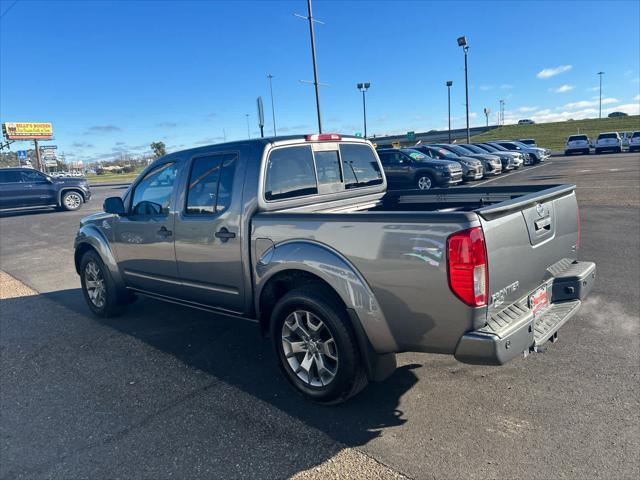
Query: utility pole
xmin=598 ymin=71 xmax=604 ymax=119
xmin=267 ymin=74 xmax=277 ymax=136
xmin=295 ymin=0 xmax=324 ymax=133
xmin=34 ymin=139 xmax=42 ymax=171
xmin=446 ymin=81 xmax=453 ymax=143
xmin=483 ymin=107 xmax=491 ymax=127
xmin=499 ymin=99 xmax=505 ymax=126
xmin=245 ymin=114 xmax=251 ymax=139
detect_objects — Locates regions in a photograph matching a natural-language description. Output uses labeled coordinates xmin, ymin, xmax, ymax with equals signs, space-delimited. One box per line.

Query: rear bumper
xmin=454 ymin=260 xmax=596 ymax=365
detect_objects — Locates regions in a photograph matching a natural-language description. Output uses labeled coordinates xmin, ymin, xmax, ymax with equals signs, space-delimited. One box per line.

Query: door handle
xmin=215 ymin=227 xmax=236 ymax=242
xmin=157 ymin=226 xmax=173 ymax=238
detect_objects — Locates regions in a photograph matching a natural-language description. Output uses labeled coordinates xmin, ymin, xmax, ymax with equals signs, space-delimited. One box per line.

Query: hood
xmin=420 ymin=158 xmax=462 ymax=168
xmin=80 ymin=211 xmax=111 ymax=227
xmin=454 ymin=156 xmax=482 ymax=166
xmin=466 ymin=153 xmax=501 ymax=162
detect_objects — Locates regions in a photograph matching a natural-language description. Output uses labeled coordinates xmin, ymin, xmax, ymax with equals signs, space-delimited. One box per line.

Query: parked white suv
xmin=565 ymin=134 xmax=591 ymax=156
xmin=628 ymin=131 xmax=640 ymax=153
xmin=594 ymin=132 xmax=622 ymax=154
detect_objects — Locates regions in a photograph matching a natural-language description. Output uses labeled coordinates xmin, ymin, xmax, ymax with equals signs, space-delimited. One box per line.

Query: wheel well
xmin=74 ymin=243 xmax=96 ymax=274
xmin=60 ymin=188 xmax=85 ymax=204
xmin=258 ymin=269 xmax=345 ymax=336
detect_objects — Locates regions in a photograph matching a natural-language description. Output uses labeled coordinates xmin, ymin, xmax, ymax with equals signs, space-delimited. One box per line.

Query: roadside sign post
xmin=17 ymin=150 xmax=27 ymax=166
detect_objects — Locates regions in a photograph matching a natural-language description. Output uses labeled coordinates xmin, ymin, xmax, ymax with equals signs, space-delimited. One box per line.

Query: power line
xmin=0 ymin=0 xmax=19 ymax=19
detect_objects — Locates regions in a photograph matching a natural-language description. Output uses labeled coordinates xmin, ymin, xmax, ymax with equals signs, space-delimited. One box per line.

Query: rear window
xmin=339 ymin=143 xmax=383 ymax=189
xmin=265 ymin=146 xmax=317 ymax=201
xmin=598 ymin=133 xmax=618 ymax=139
xmin=568 ymin=135 xmax=588 ymax=141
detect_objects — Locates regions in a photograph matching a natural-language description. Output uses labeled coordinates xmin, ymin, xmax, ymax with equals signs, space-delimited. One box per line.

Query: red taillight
xmin=447 ymin=227 xmax=488 ymax=307
xmin=305 ymin=133 xmax=342 ymax=141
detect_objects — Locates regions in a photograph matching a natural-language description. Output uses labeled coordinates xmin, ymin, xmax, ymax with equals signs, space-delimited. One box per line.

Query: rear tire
xmin=80 ymin=250 xmax=127 ymax=317
xmin=270 ymin=285 xmax=368 ymax=404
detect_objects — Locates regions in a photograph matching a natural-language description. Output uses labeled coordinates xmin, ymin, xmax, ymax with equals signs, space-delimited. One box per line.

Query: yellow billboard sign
xmin=2 ymin=122 xmax=53 ymax=140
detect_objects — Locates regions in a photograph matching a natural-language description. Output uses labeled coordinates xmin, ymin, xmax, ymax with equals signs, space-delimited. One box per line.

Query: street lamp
xmin=457 ymin=36 xmax=470 ymax=143
xmin=446 ymin=81 xmax=453 ymax=143
xmin=597 ymin=71 xmax=604 ymax=119
xmin=357 ymin=82 xmax=370 ymax=138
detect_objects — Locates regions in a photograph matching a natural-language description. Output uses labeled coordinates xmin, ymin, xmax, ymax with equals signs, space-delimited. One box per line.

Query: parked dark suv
xmin=0 ymin=167 xmax=91 ymax=211
xmin=377 ymin=148 xmax=463 ymax=190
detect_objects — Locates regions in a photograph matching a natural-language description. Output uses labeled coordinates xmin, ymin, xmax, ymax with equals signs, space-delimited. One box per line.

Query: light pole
xmin=267 ymin=74 xmax=277 ymax=136
xmin=499 ymin=99 xmax=505 ymax=125
xmin=457 ymin=36 xmax=470 ymax=143
xmin=307 ymin=0 xmax=322 ymax=133
xmin=245 ymin=114 xmax=250 ymax=139
xmin=598 ymin=71 xmax=604 ymax=119
xmin=357 ymin=82 xmax=370 ymax=138
xmin=446 ymin=81 xmax=453 ymax=143
xmin=483 ymin=107 xmax=491 ymax=127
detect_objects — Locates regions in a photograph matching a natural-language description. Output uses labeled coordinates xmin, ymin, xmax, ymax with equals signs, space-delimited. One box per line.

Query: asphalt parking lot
xmin=1 ymin=152 xmax=639 ymax=479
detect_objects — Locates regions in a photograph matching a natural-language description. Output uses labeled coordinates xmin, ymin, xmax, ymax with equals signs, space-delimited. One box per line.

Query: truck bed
xmin=252 ymin=183 xmax=583 ymax=356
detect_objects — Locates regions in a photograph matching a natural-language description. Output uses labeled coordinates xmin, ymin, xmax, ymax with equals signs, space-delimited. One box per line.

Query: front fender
xmin=75 ymin=224 xmax=125 ymax=290
xmin=254 ymin=240 xmax=398 ymax=353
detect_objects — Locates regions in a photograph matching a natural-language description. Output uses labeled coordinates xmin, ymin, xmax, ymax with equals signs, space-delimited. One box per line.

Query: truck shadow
xmin=40 ymin=288 xmax=420 ymax=455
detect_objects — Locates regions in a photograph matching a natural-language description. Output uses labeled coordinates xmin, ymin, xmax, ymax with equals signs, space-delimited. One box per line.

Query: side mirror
xmin=103 ymin=196 xmax=125 ymax=215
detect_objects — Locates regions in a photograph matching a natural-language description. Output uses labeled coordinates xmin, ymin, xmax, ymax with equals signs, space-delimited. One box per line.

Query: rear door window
xmin=0 ymin=171 xmax=21 ymax=183
xmin=265 ymin=146 xmax=317 ymax=201
xmin=185 ymin=153 xmax=237 ymax=215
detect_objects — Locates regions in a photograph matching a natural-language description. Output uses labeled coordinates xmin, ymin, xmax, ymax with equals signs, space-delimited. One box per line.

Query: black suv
xmin=0 ymin=168 xmax=91 ymax=211
xmin=377 ymin=148 xmax=463 ymax=190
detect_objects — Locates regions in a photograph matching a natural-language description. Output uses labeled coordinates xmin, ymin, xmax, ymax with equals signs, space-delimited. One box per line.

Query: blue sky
xmin=1 ymin=0 xmax=639 ymax=164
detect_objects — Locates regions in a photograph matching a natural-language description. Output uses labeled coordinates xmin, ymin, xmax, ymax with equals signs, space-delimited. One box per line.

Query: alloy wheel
xmin=417 ymin=176 xmax=432 ymax=190
xmin=281 ymin=310 xmax=338 ymax=387
xmin=64 ymin=193 xmax=82 ymax=210
xmin=84 ymin=261 xmax=106 ymax=308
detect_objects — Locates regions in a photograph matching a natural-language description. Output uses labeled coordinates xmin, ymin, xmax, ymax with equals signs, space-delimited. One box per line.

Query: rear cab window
xmin=265 ymin=141 xmax=383 ymax=201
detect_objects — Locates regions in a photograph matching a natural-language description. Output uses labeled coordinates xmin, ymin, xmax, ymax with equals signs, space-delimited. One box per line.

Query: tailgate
xmin=476 ymin=185 xmax=580 ymax=314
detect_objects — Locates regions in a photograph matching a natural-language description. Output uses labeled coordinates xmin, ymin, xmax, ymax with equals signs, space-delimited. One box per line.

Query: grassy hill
xmin=471 ymin=115 xmax=640 ymax=151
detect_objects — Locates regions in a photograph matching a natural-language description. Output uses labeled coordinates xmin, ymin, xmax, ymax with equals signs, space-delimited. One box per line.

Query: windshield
xmin=438 ymin=145 xmax=466 ymax=156
xmin=403 ymin=150 xmax=428 ymax=161
xmin=488 ymin=143 xmax=508 ymax=151
xmin=477 ymin=144 xmax=497 ymax=152
xmin=460 ymin=144 xmax=484 ymax=154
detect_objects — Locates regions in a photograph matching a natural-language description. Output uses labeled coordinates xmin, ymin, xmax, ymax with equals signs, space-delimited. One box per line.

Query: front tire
xmin=270 ymin=286 xmax=368 ymax=404
xmin=80 ymin=250 xmax=127 ymax=317
xmin=416 ymin=174 xmax=434 ymax=190
xmin=61 ymin=191 xmax=84 ymax=211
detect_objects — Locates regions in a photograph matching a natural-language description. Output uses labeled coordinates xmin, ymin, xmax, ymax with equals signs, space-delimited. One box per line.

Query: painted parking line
xmin=471 ymin=161 xmax=552 ymax=187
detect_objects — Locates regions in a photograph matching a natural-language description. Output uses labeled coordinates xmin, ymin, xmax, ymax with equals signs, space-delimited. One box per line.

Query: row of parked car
xmin=375 ymin=140 xmax=550 ymax=190
xmin=565 ymin=131 xmax=640 ymax=155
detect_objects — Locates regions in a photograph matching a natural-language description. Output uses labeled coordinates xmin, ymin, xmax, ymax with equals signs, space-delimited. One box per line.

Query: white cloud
xmin=564 ymin=98 xmax=618 ymax=109
xmin=518 ymin=106 xmax=537 ymax=112
xmin=604 ymin=103 xmax=640 ymax=116
xmin=537 ymin=65 xmax=572 ymax=79
xmin=550 ymin=84 xmax=574 ymax=93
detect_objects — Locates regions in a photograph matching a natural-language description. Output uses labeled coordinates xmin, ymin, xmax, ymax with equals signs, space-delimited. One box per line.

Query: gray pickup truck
xmin=74 ymin=134 xmax=596 ymax=404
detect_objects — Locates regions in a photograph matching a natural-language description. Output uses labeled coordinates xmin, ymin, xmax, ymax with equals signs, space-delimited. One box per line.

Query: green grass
xmin=86 ymin=170 xmax=142 ymax=184
xmin=471 ymin=115 xmax=640 ymax=151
